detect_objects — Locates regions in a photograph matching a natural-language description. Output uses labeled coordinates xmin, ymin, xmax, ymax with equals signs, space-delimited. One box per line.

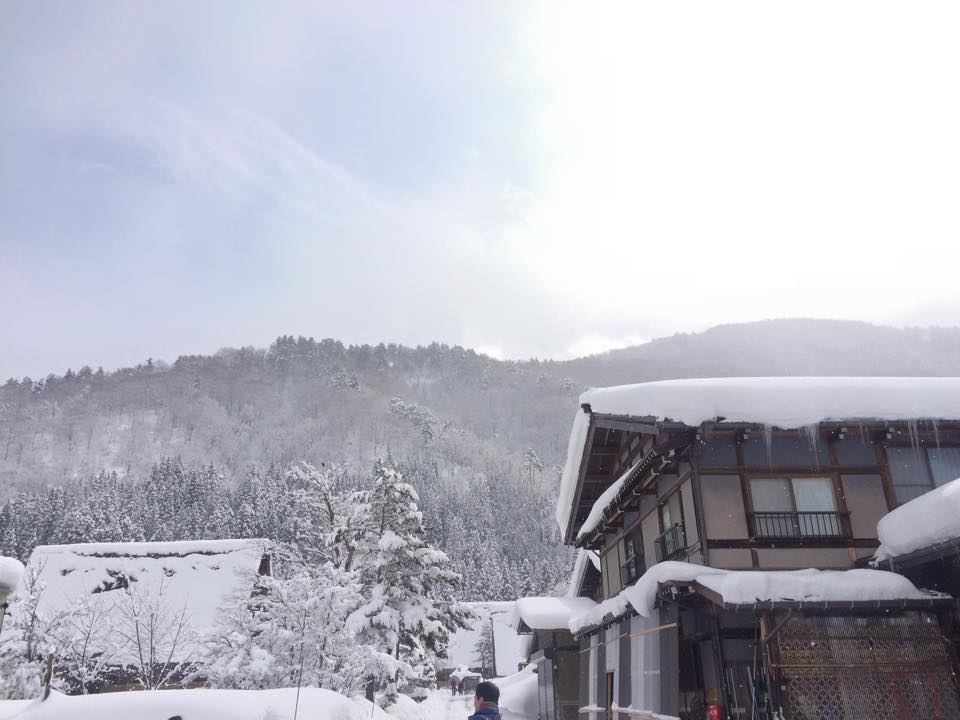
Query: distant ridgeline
xmin=2 ymin=321 xmax=960 ymax=598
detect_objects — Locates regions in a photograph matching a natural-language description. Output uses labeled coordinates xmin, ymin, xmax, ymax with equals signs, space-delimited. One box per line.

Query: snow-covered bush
xmin=0 ymin=563 xmax=64 ymax=698
xmin=199 ymin=564 xmax=373 ymax=695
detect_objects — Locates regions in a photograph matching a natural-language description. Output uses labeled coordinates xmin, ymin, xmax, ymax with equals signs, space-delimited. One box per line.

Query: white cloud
xmin=496 ymin=0 xmax=960 ymax=338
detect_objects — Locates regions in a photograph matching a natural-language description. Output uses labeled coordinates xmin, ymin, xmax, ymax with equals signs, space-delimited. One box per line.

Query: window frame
xmin=886 ymin=444 xmax=960 ymax=505
xmin=747 ymin=475 xmax=843 ymax=539
xmin=620 ymin=531 xmax=644 ymax=586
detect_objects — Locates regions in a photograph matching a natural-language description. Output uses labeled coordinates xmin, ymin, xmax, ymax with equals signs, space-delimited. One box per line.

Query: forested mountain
xmin=549 ymin=319 xmax=960 ymax=386
xmin=2 ymin=318 xmax=959 ymax=600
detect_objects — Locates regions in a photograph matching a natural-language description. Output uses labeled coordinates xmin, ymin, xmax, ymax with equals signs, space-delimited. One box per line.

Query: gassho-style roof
xmin=557 ymin=377 xmax=960 ymax=539
xmin=21 ymin=539 xmax=271 ymax=658
xmin=569 ymin=561 xmax=948 ymax=636
xmin=514 ymin=595 xmax=598 ymax=633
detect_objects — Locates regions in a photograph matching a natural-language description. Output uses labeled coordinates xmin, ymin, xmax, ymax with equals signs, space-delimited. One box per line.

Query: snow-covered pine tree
xmin=473 ymin=617 xmax=495 ymax=677
xmin=347 ymin=460 xmax=472 ymax=703
xmin=199 ymin=564 xmax=371 ymax=695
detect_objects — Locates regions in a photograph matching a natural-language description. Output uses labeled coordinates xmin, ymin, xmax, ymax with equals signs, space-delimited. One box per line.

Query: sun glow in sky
xmin=2 ymin=1 xmax=959 ymax=377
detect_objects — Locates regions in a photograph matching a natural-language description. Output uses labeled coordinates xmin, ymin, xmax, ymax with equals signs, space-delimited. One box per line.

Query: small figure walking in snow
xmin=468 ymin=681 xmax=500 ymax=720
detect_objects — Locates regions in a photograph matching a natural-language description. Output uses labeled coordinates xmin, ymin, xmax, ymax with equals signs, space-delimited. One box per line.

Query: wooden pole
xmin=42 ymin=654 xmax=54 ymax=701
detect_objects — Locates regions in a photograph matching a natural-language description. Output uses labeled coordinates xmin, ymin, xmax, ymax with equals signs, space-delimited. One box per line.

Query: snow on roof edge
xmin=876 ymin=476 xmax=960 ymax=562
xmin=31 ymin=538 xmax=272 ymax=558
xmin=576 ymin=457 xmax=643 ymax=539
xmin=514 ymin=595 xmax=597 ymax=631
xmin=569 ymin=561 xmax=943 ymax=635
xmin=557 ymin=377 xmax=960 ymax=537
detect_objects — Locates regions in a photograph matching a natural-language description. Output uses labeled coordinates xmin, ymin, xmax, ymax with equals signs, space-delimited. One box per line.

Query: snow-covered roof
xmin=577 ymin=456 xmax=645 ymax=539
xmin=22 ymin=539 xmax=270 ymax=658
xmin=514 ymin=595 xmax=597 ymax=632
xmin=569 ymin=561 xmax=943 ymax=635
xmin=450 ymin=665 xmax=483 ymax=680
xmin=558 ymin=377 xmax=960 ymax=537
xmin=0 ymin=556 xmax=25 ymax=593
xmin=442 ymin=601 xmax=531 ymax=676
xmin=876 ymin=476 xmax=960 ymax=562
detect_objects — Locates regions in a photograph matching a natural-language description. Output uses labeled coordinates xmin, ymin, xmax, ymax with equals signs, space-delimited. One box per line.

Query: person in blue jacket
xmin=468 ymin=681 xmax=501 ymax=720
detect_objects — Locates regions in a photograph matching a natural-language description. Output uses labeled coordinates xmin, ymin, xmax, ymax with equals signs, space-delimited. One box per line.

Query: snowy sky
xmin=2 ymin=1 xmax=960 ymax=378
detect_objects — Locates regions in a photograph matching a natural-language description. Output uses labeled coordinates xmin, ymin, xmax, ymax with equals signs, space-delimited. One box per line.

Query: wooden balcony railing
xmin=654 ymin=524 xmax=686 ymax=561
xmin=750 ymin=511 xmax=845 ymax=539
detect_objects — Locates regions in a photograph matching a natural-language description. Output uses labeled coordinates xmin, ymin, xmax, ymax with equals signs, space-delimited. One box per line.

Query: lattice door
xmin=775 ymin=611 xmax=960 ymax=720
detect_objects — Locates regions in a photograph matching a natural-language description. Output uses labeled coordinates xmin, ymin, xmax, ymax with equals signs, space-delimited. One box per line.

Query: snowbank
xmin=497 ymin=666 xmax=539 ymax=720
xmin=0 ymin=556 xmax=24 ymax=592
xmin=569 ymin=561 xmax=939 ymax=634
xmin=514 ymin=596 xmax=597 ymax=631
xmin=2 ymin=687 xmax=392 ymax=720
xmin=558 ymin=377 xmax=960 ymax=536
xmin=876 ymin=476 xmax=960 ymax=561
xmin=0 ymin=701 xmax=30 ymax=720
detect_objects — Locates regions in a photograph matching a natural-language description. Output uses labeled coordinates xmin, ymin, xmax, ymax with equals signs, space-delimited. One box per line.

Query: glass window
xmin=620 ymin=531 xmax=644 ymax=586
xmin=741 ymin=434 xmax=831 ymax=468
xmin=660 ymin=492 xmax=682 ymax=528
xmin=698 ymin=436 xmax=738 ymax=467
xmin=749 ymin=477 xmax=839 ymax=537
xmin=927 ymin=447 xmax=960 ymax=487
xmin=834 ymin=436 xmax=878 ymax=466
xmin=793 ymin=478 xmax=839 ymax=536
xmin=750 ymin=478 xmax=792 ymax=511
xmin=792 ymin=477 xmax=835 ymax=511
xmin=886 ymin=446 xmax=931 ymax=504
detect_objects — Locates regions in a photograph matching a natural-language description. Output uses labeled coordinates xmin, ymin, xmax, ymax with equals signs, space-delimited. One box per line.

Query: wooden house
xmin=18 ymin=539 xmax=271 ymax=693
xmin=514 ymin=594 xmax=598 ymax=720
xmin=556 ymin=378 xmax=960 ymax=720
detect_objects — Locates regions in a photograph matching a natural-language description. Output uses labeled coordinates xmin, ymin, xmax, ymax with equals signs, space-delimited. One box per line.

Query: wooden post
xmin=42 ymin=654 xmax=54 ymax=701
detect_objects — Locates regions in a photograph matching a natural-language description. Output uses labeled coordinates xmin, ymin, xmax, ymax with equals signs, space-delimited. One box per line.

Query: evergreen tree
xmin=347 ymin=460 xmax=472 ymax=703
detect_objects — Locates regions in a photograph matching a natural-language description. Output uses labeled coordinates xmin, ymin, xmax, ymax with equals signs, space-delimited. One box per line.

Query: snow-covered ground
xmin=0 ymin=671 xmax=538 ymax=720
xmin=0 ymin=688 xmax=394 ymax=720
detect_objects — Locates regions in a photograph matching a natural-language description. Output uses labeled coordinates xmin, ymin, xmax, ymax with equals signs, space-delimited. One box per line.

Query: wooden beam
xmin=592 ymin=416 xmax=660 ymax=435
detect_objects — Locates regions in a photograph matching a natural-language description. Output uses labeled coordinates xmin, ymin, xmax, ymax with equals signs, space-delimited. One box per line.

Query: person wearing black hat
xmin=468 ymin=681 xmax=501 ymax=720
